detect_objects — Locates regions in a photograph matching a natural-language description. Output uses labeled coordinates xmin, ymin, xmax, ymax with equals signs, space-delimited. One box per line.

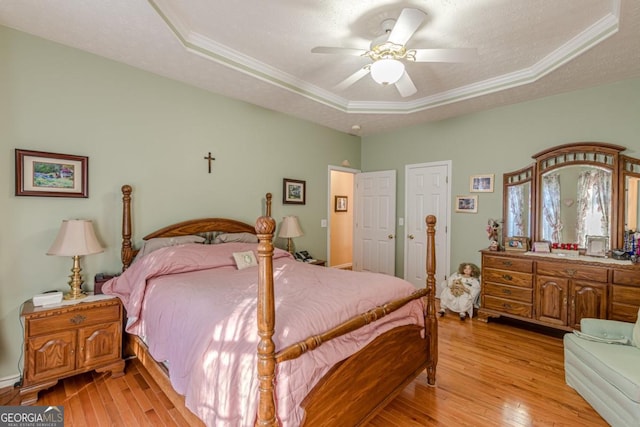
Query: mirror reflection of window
xmin=507 ymin=185 xmax=525 ymax=236
xmin=576 ymin=168 xmax=611 ymax=247
xmin=541 ymin=173 xmax=562 ymax=242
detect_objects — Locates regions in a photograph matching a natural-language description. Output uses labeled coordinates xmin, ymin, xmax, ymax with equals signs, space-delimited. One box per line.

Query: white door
xmin=404 ymin=162 xmax=450 ymax=288
xmin=354 ymin=170 xmax=396 ymax=275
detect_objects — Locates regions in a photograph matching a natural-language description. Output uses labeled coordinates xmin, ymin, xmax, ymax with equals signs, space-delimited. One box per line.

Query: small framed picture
xmin=470 ymin=174 xmax=494 ymax=193
xmin=532 ymin=241 xmax=551 ymax=253
xmin=585 ymin=235 xmax=609 ymax=257
xmin=15 ymin=149 xmax=88 ymax=198
xmin=506 ymin=236 xmax=529 ymax=251
xmin=335 ymin=195 xmax=348 ymax=212
xmin=283 ymin=178 xmax=306 ymax=205
xmin=455 ymin=195 xmax=478 ymax=213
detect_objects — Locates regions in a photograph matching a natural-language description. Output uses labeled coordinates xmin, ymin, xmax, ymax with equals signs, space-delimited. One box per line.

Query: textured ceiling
xmin=1 ymin=0 xmax=639 ymax=136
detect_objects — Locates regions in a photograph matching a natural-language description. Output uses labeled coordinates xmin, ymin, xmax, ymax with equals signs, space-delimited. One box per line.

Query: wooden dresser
xmin=479 ymin=250 xmax=640 ymax=331
xmin=19 ymin=297 xmax=125 ymax=405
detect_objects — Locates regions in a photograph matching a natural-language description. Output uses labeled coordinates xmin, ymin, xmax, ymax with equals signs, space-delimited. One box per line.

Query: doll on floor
xmin=438 ymin=262 xmax=481 ymax=320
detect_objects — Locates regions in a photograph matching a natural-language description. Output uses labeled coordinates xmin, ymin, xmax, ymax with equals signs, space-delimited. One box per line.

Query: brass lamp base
xmin=64 ymin=255 xmax=87 ymax=300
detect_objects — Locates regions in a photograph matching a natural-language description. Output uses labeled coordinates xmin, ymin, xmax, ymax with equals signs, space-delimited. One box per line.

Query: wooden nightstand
xmin=19 ymin=297 xmax=125 ymax=405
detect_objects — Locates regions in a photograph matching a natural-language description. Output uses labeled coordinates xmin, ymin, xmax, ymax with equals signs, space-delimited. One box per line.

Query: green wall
xmin=362 ymin=77 xmax=640 ymax=275
xmin=0 ymin=27 xmax=360 ymax=381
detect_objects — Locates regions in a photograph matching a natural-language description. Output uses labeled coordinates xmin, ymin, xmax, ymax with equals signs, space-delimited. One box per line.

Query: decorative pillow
xmin=233 ymin=250 xmax=258 ymax=270
xmin=213 ymin=232 xmax=258 ymax=244
xmin=134 ymin=235 xmax=206 ymax=261
xmin=633 ymin=307 xmax=640 ymax=348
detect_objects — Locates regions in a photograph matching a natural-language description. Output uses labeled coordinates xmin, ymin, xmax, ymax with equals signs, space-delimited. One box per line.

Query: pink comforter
xmin=103 ymin=242 xmax=425 ymax=426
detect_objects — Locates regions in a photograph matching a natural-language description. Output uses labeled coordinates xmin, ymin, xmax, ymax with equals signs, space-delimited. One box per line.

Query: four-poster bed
xmin=105 ymin=184 xmax=438 ymax=426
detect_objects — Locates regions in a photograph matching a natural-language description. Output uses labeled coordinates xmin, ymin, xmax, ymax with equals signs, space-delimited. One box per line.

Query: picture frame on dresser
xmin=585 ymin=235 xmax=609 ymax=257
xmin=15 ymin=149 xmax=89 ymax=198
xmin=532 ymin=241 xmax=551 ymax=253
xmin=505 ymin=236 xmax=529 ymax=251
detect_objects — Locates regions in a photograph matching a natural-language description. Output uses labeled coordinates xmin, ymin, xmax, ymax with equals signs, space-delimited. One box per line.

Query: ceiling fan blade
xmin=311 ymin=46 xmax=368 ymax=56
xmin=387 ymin=8 xmax=427 ymax=46
xmin=334 ymin=67 xmax=370 ymax=91
xmin=413 ymin=48 xmax=478 ymax=63
xmin=395 ymin=72 xmax=417 ymax=97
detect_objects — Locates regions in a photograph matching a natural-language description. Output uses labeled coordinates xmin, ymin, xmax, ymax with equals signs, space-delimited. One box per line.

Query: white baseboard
xmin=0 ymin=373 xmax=20 ymax=389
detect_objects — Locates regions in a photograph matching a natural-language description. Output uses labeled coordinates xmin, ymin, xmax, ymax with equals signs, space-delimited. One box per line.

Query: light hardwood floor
xmin=1 ymin=313 xmax=606 ymax=426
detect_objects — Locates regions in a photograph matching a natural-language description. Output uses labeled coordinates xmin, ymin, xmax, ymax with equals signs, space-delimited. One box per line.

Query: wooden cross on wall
xmin=203 ymin=152 xmax=216 ymax=173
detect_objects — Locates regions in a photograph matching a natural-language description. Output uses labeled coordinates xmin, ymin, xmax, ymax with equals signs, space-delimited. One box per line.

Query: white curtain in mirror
xmin=576 ymin=169 xmax=611 ymax=247
xmin=507 ymin=185 xmax=525 ymax=236
xmin=542 ymin=173 xmax=562 ymax=242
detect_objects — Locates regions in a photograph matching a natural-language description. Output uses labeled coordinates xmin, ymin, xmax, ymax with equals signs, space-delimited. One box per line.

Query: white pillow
xmin=213 ymin=232 xmax=258 ymax=244
xmin=633 ymin=307 xmax=640 ymax=348
xmin=233 ymin=250 xmax=258 ymax=270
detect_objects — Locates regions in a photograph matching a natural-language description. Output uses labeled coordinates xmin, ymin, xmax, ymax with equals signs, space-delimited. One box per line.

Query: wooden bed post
xmin=121 ymin=185 xmax=134 ymax=271
xmin=425 ymin=215 xmax=438 ymax=385
xmin=255 ymin=196 xmax=277 ymax=427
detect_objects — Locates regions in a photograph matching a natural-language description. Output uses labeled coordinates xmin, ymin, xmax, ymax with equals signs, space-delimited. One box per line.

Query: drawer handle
xmin=70 ymin=315 xmax=86 ymax=325
xmin=502 ymin=274 xmax=513 ymax=281
xmin=564 ymin=269 xmax=577 ymax=277
xmin=503 ymin=303 xmax=512 ymax=309
xmin=502 ymin=261 xmax=513 ymax=267
xmin=502 ymin=289 xmax=512 ymax=295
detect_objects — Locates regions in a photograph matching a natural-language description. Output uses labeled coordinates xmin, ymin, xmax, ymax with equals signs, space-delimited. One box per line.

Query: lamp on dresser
xmin=278 ymin=216 xmax=303 ymax=254
xmin=47 ymin=219 xmax=103 ymax=299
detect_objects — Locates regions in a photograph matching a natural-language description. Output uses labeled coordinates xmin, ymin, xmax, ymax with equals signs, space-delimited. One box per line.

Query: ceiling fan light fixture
xmin=370 ymin=59 xmax=405 ymax=85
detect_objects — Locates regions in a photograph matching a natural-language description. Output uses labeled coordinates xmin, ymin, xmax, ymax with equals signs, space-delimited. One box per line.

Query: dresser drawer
xmin=483 ymin=295 xmax=532 ymax=318
xmin=483 ymin=268 xmax=533 ymax=288
xmin=483 ymin=256 xmax=533 ymax=273
xmin=536 ymin=261 xmax=608 ymax=282
xmin=612 ymin=269 xmax=640 ymax=286
xmin=28 ymin=304 xmax=121 ymax=336
xmin=484 ymin=282 xmax=532 ymax=303
xmin=611 ymin=284 xmax=640 ymax=305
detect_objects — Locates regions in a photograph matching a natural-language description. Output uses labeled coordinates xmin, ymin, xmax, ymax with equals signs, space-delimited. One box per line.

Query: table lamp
xmin=47 ymin=219 xmax=104 ymax=300
xmin=278 ymin=216 xmax=303 ymax=254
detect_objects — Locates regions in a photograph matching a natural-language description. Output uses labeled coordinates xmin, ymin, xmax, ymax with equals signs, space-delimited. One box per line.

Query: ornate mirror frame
xmin=503 ymin=142 xmax=639 ymax=253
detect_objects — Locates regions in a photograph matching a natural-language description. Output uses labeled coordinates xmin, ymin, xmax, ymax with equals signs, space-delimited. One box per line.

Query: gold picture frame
xmin=505 ymin=236 xmax=529 ymax=251
xmin=470 ymin=174 xmax=494 ymax=193
xmin=455 ymin=195 xmax=478 ymax=213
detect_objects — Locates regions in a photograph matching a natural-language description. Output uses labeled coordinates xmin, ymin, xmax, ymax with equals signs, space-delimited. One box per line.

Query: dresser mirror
xmin=502 ymin=142 xmax=639 ymax=253
xmin=503 ymin=166 xmax=533 ymax=242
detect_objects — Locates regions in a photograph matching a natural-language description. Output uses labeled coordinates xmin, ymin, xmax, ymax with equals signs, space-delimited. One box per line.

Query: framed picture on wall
xmin=15 ymin=149 xmax=89 ymax=198
xmin=470 ymin=174 xmax=494 ymax=193
xmin=455 ymin=195 xmax=478 ymax=213
xmin=335 ymin=195 xmax=348 ymax=212
xmin=283 ymin=178 xmax=306 ymax=205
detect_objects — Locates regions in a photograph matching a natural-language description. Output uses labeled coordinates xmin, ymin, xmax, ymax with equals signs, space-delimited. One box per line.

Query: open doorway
xmin=328 ymin=167 xmax=356 ymax=268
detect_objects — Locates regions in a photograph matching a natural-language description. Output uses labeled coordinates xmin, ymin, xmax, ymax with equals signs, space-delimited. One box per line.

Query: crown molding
xmin=149 ymin=0 xmax=620 ymax=115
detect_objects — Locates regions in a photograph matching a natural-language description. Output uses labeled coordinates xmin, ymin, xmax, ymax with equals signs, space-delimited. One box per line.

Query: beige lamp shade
xmin=278 ymin=216 xmax=303 ymax=239
xmin=278 ymin=216 xmax=303 ymax=254
xmin=47 ymin=219 xmax=104 ymax=256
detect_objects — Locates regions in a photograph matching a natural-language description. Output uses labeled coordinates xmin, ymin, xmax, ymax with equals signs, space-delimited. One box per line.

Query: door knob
xmin=388 ymin=234 xmax=394 ymax=239
xmin=408 ymin=234 xmax=414 ymax=239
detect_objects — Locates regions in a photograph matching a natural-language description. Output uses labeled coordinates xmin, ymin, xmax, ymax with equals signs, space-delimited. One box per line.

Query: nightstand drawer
xmin=28 ymin=304 xmax=120 ymax=336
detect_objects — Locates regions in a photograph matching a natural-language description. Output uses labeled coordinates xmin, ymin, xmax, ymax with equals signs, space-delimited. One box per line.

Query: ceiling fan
xmin=311 ymin=8 xmax=477 ymax=97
